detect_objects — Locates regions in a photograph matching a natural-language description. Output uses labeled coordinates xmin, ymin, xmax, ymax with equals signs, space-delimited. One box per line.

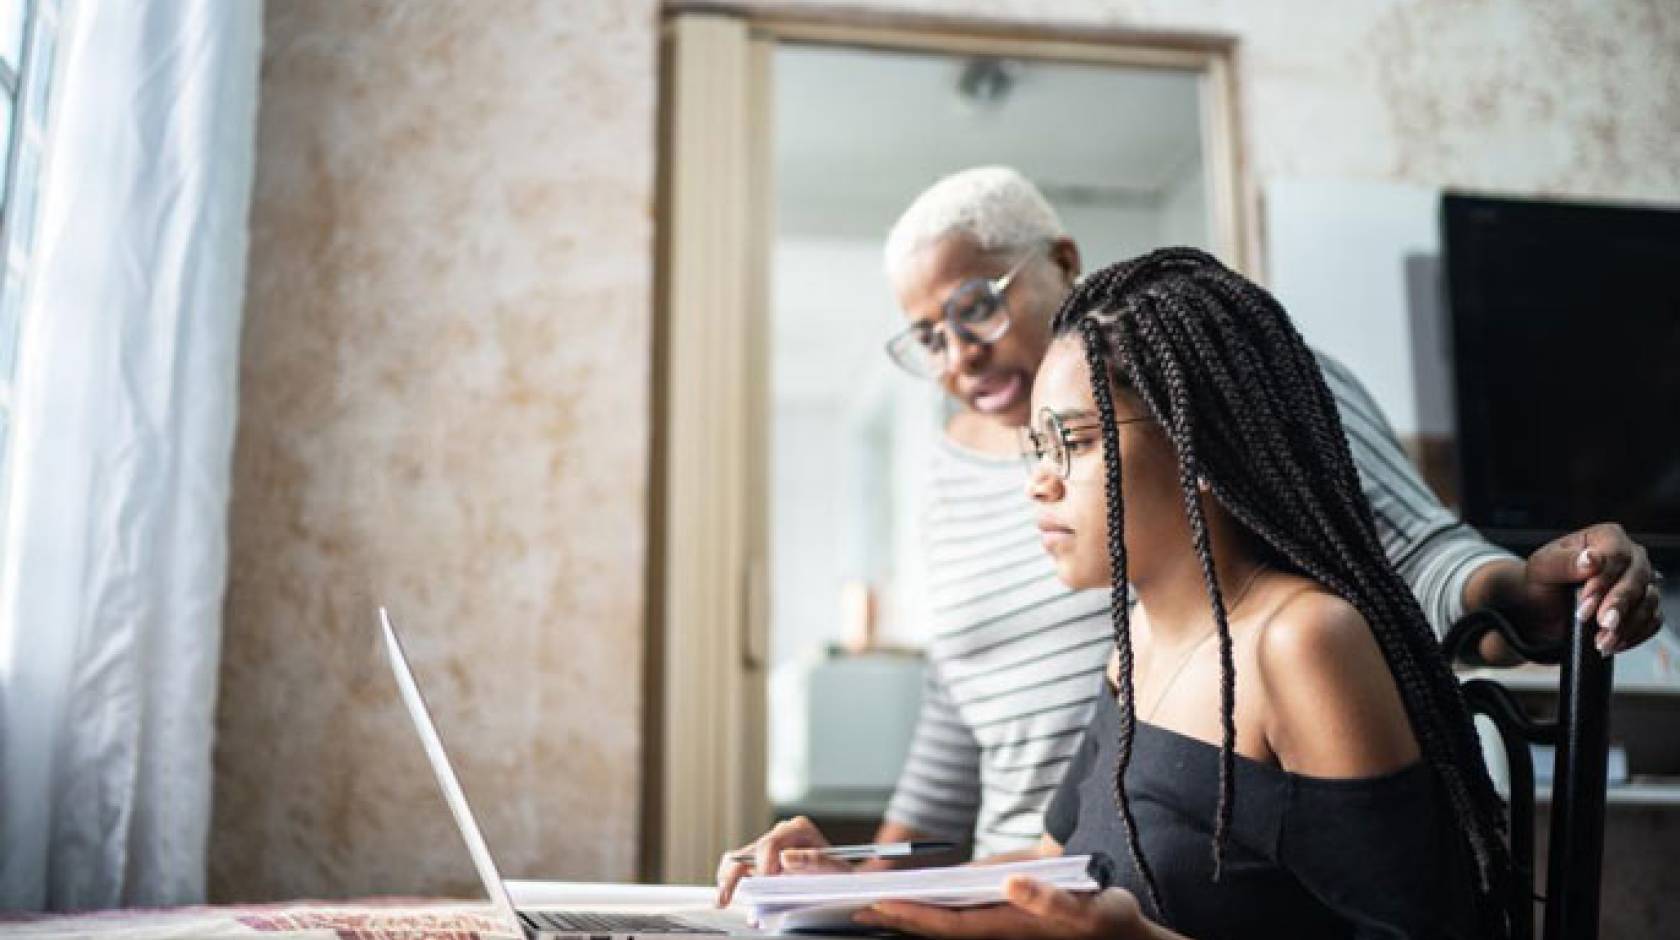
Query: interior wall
xmin=209 ymin=0 xmax=1677 ymax=909
xmin=743 ymin=0 xmax=1678 ymax=205
xmin=1157 ymin=157 xmax=1210 ymax=252
xmin=770 ymin=399 xmax=851 ymax=664
xmin=211 ymin=0 xmax=657 ymax=900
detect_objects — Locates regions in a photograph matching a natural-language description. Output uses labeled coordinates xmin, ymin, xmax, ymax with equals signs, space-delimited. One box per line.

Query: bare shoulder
xmin=1254 ymin=587 xmax=1421 ymax=779
xmin=1253 ymin=589 xmax=1374 ymax=677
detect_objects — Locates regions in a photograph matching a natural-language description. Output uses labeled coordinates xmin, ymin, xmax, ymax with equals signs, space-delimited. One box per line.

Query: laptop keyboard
xmin=520 ymin=910 xmax=721 ymax=936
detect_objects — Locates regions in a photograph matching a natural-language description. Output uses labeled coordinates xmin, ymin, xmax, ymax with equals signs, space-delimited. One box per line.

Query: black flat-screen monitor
xmin=1443 ymin=192 xmax=1680 ymax=558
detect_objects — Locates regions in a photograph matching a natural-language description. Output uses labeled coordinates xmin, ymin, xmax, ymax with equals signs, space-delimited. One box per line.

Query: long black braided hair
xmin=1055 ymin=247 xmax=1511 ymax=930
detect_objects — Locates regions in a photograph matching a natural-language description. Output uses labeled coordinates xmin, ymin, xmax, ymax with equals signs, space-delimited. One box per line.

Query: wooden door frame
xmin=646 ymin=3 xmax=1253 ymax=885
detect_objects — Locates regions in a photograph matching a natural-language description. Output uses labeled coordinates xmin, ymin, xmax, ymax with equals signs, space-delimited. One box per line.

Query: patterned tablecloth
xmin=0 ymin=898 xmax=516 ymax=939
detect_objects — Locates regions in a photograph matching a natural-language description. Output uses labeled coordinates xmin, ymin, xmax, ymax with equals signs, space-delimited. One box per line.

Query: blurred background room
xmin=0 ymin=0 xmax=1675 ymax=937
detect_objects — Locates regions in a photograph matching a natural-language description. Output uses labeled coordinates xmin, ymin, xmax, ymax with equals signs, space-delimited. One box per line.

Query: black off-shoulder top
xmin=1044 ymin=680 xmax=1483 ymax=939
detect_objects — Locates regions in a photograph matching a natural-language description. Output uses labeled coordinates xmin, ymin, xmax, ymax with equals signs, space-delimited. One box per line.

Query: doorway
xmin=650 ymin=6 xmax=1249 ymax=884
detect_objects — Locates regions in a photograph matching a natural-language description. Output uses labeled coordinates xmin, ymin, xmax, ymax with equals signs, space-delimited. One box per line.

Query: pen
xmin=728 ymin=840 xmax=957 ymax=865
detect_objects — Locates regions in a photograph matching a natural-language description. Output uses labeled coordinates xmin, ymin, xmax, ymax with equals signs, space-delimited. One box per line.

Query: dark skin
xmin=1464 ymin=528 xmax=1663 ymax=662
xmin=891 ymin=233 xmax=1082 ymax=442
xmin=713 ymin=232 xmax=1665 ymax=895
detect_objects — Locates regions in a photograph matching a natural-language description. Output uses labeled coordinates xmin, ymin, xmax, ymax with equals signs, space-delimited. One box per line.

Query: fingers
xmin=851 ymin=885 xmax=1141 ymax=939
xmin=1583 ymin=552 xmax=1633 ymax=629
xmin=854 ymin=900 xmax=1043 ymax=940
xmin=856 ymin=900 xmax=968 ymax=937
xmin=1002 ymin=881 xmax=1146 ymax=938
xmin=1529 ymin=526 xmax=1659 ymax=649
xmin=779 ymin=848 xmax=853 ymax=874
xmin=1004 ymin=876 xmax=1083 ymax=925
xmin=1604 ymin=584 xmax=1664 ymax=656
xmin=1526 ymin=530 xmax=1601 ymax=587
xmin=715 ymin=852 xmax=752 ymax=908
xmin=766 ymin=816 xmax=830 ymax=874
xmin=714 ymin=817 xmax=832 ymax=908
xmin=1586 ymin=539 xmax=1653 ymax=655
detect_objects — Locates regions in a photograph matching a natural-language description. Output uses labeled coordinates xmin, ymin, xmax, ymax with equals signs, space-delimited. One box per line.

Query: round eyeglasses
xmin=1018 ymin=406 xmax=1148 ymax=479
xmin=884 ymin=248 xmax=1041 ymax=379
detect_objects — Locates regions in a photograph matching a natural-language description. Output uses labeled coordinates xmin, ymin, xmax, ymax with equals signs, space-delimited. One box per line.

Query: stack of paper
xmin=733 ymin=855 xmax=1101 ymax=933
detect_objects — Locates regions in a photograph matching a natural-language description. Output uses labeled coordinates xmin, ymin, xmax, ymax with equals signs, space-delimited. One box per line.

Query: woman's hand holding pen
xmin=715 ymin=816 xmax=852 ymax=907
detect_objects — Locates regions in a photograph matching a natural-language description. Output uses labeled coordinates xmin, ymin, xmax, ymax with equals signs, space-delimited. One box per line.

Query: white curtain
xmin=0 ymin=0 xmax=261 ymax=909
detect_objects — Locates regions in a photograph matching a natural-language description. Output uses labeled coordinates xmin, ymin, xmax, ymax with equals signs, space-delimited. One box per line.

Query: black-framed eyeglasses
xmin=1017 ymin=406 xmax=1148 ymax=480
xmin=884 ymin=247 xmax=1041 ymax=379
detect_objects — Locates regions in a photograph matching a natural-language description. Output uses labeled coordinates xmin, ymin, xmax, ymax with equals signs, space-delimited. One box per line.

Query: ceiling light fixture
xmin=956 ymin=57 xmax=1019 ymax=110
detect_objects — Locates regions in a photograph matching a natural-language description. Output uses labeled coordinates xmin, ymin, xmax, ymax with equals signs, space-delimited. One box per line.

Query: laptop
xmin=379 ymin=607 xmax=728 ymax=940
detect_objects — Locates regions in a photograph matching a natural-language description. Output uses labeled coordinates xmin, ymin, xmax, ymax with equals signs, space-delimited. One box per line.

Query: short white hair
xmin=884 ymin=166 xmax=1065 ymax=285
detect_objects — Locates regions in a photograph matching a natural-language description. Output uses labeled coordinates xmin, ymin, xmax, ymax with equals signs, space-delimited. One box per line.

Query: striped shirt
xmin=883 ymin=352 xmax=1516 ymax=858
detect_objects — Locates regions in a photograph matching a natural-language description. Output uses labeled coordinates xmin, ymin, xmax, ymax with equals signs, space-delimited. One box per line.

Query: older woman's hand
xmin=1467 ymin=523 xmax=1664 ymax=662
xmin=852 ymin=876 xmax=1179 ymax=940
xmin=714 ymin=816 xmax=851 ymax=908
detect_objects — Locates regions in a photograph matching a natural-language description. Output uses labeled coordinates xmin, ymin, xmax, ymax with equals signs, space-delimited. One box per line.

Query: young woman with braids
xmin=745 ymin=248 xmax=1513 ymax=939
xmin=717 ymin=170 xmax=1661 ymax=933
xmin=751 ymin=170 xmax=1654 ymax=876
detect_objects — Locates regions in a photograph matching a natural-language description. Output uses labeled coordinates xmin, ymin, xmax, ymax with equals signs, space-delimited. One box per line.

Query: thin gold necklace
xmin=1141 ymin=562 xmax=1269 ymax=721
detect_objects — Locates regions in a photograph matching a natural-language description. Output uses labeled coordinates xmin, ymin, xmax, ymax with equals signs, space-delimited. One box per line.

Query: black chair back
xmin=1441 ymin=608 xmax=1613 ymax=940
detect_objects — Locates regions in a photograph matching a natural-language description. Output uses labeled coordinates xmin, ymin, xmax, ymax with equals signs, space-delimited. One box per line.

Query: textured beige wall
xmin=213 ymin=0 xmax=658 ymax=900
xmin=213 ymin=0 xmax=1678 ymax=910
xmin=738 ymin=0 xmax=1680 ymax=203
